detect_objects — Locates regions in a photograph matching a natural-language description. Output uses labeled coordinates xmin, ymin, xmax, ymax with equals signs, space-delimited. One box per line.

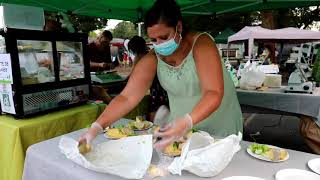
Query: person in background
xmin=260 ymin=44 xmax=274 ymax=65
xmin=128 ymin=35 xmax=169 ymax=121
xmin=110 ymin=45 xmax=119 ymax=64
xmin=80 ymin=0 xmax=243 ymax=150
xmin=88 ymin=30 xmax=114 ymax=71
xmin=127 ymin=36 xmax=148 ymax=65
xmin=44 ymin=19 xmax=62 ymax=32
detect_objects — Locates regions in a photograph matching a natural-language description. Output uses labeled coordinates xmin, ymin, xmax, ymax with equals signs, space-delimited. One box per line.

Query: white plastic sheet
xmin=59 ymin=135 xmax=153 ymax=179
xmin=168 ymin=132 xmax=242 ymax=177
xmin=240 ymin=70 xmax=266 ymax=90
xmin=239 ymin=61 xmax=266 ymax=90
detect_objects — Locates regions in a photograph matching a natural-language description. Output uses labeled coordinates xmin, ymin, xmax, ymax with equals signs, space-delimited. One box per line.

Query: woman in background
xmin=128 ymin=35 xmax=169 ymax=121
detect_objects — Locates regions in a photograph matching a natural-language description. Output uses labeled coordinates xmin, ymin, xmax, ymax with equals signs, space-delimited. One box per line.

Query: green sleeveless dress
xmin=156 ymin=32 xmax=243 ymax=137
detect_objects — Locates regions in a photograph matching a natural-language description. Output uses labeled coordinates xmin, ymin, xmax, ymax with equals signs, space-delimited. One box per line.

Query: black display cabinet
xmin=0 ymin=28 xmax=91 ymax=118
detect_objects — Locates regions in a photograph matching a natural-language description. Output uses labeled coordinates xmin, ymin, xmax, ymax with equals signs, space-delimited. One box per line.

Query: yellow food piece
xmin=129 ymin=116 xmax=150 ymax=130
xmin=136 ymin=116 xmax=144 ymax=122
xmin=263 ymin=148 xmax=288 ymax=161
xmin=163 ymin=142 xmax=184 ymax=157
xmin=134 ymin=121 xmax=145 ymax=130
xmin=78 ymin=143 xmax=91 ymax=154
xmin=148 ymin=165 xmax=158 ymax=174
xmin=264 ymin=150 xmax=275 ymax=160
xmin=178 ymin=142 xmax=185 ymax=150
xmin=279 ymin=149 xmax=288 ymax=160
xmin=164 ymin=145 xmax=181 ymax=157
xmin=120 ymin=127 xmax=134 ymax=136
xmin=184 ymin=130 xmax=193 ymax=139
xmin=106 ymin=128 xmax=127 ymax=139
xmin=153 ymin=126 xmax=160 ymax=133
xmin=143 ymin=121 xmax=151 ymax=128
xmin=147 ymin=165 xmax=164 ymax=178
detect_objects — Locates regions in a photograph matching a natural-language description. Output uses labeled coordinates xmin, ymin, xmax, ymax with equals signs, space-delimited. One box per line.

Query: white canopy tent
xmin=228 ymin=26 xmax=320 ymax=60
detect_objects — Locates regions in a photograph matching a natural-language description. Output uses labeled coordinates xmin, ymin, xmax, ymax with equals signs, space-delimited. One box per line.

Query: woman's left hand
xmin=154 ymin=114 xmax=193 ymax=149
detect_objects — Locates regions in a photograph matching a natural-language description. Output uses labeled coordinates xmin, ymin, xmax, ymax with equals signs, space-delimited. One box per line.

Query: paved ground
xmin=242 ymin=113 xmax=313 ymax=153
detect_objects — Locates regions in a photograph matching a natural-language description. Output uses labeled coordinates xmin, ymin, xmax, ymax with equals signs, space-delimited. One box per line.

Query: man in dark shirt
xmin=88 ymin=30 xmax=114 ymax=71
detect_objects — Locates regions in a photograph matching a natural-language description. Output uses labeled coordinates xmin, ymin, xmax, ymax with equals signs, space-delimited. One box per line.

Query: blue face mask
xmin=153 ymin=27 xmax=181 ymax=56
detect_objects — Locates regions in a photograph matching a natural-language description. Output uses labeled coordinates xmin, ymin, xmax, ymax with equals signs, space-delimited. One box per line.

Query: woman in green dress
xmin=79 ymin=0 xmax=243 ymax=149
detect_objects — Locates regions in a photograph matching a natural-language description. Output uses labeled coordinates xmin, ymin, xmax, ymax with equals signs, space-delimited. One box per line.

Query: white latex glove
xmin=154 ymin=114 xmax=193 ymax=150
xmin=79 ymin=122 xmax=103 ymax=145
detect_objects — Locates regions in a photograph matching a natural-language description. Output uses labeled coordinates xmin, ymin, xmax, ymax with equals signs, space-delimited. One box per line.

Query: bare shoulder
xmin=193 ymin=33 xmax=216 ymax=49
xmin=192 ymin=32 xmax=218 ymax=58
xmin=122 ymin=50 xmax=157 ymax=96
xmin=131 ymin=50 xmax=157 ymax=74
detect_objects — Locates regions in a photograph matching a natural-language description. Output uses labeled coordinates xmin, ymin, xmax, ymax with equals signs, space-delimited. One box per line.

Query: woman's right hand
xmin=78 ymin=122 xmax=103 ymax=145
xmin=99 ymin=62 xmax=107 ymax=68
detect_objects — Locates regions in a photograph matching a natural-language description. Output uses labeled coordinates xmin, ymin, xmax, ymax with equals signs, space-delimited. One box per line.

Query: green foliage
xmin=111 ymin=21 xmax=138 ymax=39
xmin=191 ymin=128 xmax=199 ymax=133
xmin=183 ymin=6 xmax=319 ymax=36
xmin=184 ymin=12 xmax=259 ymax=36
xmin=44 ymin=6 xmax=319 ymax=40
xmin=88 ymin=31 xmax=98 ymax=38
xmin=45 ymin=12 xmax=108 ymax=33
xmin=288 ymin=7 xmax=320 ymax=29
xmin=69 ymin=15 xmax=108 ymax=33
xmin=312 ymin=49 xmax=320 ymax=83
xmin=173 ymin=142 xmax=180 ymax=150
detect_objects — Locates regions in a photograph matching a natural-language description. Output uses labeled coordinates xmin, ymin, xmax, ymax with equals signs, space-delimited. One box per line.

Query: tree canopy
xmin=44 ymin=6 xmax=319 ymax=39
xmin=111 ymin=21 xmax=138 ymax=39
xmin=185 ymin=6 xmax=319 ymax=36
xmin=69 ymin=15 xmax=108 ymax=33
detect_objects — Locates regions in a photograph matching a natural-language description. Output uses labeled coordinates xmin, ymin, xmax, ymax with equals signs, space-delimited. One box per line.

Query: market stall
xmin=0 ymin=1 xmax=319 ymax=180
xmin=229 ymin=27 xmax=320 ymax=120
xmin=228 ymin=26 xmax=320 ymax=61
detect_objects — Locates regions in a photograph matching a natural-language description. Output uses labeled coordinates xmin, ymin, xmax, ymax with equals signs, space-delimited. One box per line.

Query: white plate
xmin=247 ymin=144 xmax=289 ymax=162
xmin=222 ymin=176 xmax=265 ymax=180
xmin=275 ymin=169 xmax=320 ymax=180
xmin=308 ymin=158 xmax=320 ymax=175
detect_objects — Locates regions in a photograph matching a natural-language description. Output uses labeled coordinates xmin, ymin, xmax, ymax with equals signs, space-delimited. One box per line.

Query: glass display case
xmin=0 ymin=28 xmax=91 ymax=118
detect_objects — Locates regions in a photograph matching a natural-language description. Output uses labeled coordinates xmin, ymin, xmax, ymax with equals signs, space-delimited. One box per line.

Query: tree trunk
xmin=261 ymin=11 xmax=277 ymax=63
xmin=261 ymin=11 xmax=277 ymax=29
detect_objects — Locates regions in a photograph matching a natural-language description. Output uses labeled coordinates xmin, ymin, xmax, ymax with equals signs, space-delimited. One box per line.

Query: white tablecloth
xmin=237 ymin=87 xmax=320 ymax=125
xmin=23 ymin=128 xmax=320 ymax=180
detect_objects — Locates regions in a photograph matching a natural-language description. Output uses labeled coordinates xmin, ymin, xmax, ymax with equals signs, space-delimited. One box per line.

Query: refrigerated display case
xmin=0 ymin=28 xmax=90 ymax=117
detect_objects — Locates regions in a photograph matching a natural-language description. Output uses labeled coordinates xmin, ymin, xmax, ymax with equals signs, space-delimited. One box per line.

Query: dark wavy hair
xmin=128 ymin=36 xmax=148 ymax=55
xmin=101 ymin=30 xmax=113 ymax=40
xmin=145 ymin=0 xmax=187 ymax=36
